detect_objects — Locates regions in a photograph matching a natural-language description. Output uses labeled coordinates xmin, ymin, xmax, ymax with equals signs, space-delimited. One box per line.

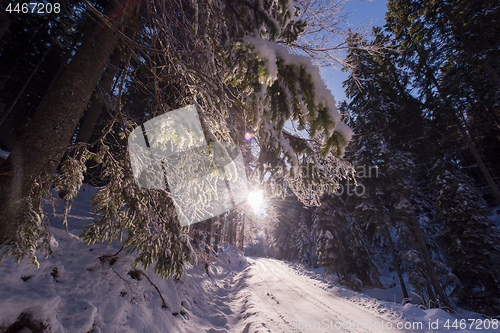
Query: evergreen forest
xmin=0 ymin=0 xmax=499 ymax=320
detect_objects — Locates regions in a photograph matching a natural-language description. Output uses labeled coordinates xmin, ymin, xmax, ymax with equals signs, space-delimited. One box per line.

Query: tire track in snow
xmin=234 ymin=258 xmax=412 ymax=333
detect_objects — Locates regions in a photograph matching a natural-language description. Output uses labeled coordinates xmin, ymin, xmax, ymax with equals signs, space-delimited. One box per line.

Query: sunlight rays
xmin=247 ymin=189 xmax=264 ymax=213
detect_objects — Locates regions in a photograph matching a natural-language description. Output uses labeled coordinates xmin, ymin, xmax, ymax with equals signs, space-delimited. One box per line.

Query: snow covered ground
xmin=0 ymin=186 xmax=498 ymax=332
xmin=242 ymin=259 xmax=500 ymax=333
xmin=0 ymin=148 xmax=9 ymax=160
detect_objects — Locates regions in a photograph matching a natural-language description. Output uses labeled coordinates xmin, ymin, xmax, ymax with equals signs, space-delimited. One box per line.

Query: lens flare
xmin=244 ymin=132 xmax=253 ymax=142
xmin=247 ymin=190 xmax=264 ymax=212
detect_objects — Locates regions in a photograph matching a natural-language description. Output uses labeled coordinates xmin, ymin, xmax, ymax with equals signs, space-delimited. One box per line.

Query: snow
xmin=243 ymin=36 xmax=334 ymax=115
xmin=488 ymin=205 xmax=500 ymax=228
xmin=279 ymin=132 xmax=299 ymax=175
xmin=244 ymin=36 xmax=278 ymax=84
xmin=1 ymin=186 xmax=498 ymax=332
xmin=243 ymin=36 xmax=353 ymax=153
xmin=0 ymin=148 xmax=9 ymax=159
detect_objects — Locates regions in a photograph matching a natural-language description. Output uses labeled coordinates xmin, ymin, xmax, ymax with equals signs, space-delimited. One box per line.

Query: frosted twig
xmin=137 ymin=269 xmax=168 ymax=309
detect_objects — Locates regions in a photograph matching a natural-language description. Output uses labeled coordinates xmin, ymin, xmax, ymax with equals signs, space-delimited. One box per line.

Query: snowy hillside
xmin=0 ymin=185 xmax=498 ymax=332
xmin=0 ymin=186 xmax=251 ymax=332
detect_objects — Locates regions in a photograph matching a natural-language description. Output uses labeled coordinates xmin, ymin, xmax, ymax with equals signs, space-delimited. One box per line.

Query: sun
xmin=247 ymin=189 xmax=264 ymax=212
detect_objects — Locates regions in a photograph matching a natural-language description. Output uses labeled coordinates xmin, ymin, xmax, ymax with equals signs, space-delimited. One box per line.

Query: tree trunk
xmin=0 ymin=0 xmax=136 ymax=245
xmin=214 ymin=221 xmax=221 ymax=254
xmin=385 ymin=168 xmax=436 ymax=301
xmin=227 ymin=215 xmax=238 ymax=246
xmin=42 ymin=41 xmax=76 ymax=109
xmin=369 ymin=177 xmax=409 ymax=298
xmin=0 ymin=42 xmax=75 ymax=153
xmin=403 ymin=217 xmax=436 ymax=301
xmin=228 ymin=220 xmax=235 ymax=245
xmin=407 ymin=212 xmax=449 ymax=306
xmin=75 ymin=48 xmax=122 ymax=144
xmin=204 ymin=218 xmax=211 ymax=271
xmin=0 ymin=22 xmax=49 ymax=96
xmin=238 ymin=218 xmax=245 ymax=251
xmin=335 ymin=224 xmax=349 ymax=285
xmin=233 ymin=220 xmax=238 ymax=246
xmin=389 ymin=65 xmax=434 ymax=160
xmin=0 ymin=60 xmax=19 ymax=95
xmin=420 ymin=56 xmax=500 ymax=204
xmin=205 ymin=218 xmax=212 ymax=254
xmin=460 ymin=124 xmax=500 ymax=201
xmin=382 ymin=221 xmax=409 ymax=299
xmin=389 ymin=164 xmax=449 ymax=306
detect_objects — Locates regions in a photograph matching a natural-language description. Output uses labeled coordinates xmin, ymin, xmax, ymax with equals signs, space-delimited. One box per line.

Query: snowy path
xmin=222 ymin=258 xmax=412 ymax=333
xmin=1 ymin=186 xmax=495 ymax=333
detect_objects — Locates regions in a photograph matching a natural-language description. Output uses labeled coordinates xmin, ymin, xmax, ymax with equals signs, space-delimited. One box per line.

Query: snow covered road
xmin=1 ymin=186 xmax=495 ymax=333
xmin=225 ymin=258 xmax=412 ymax=333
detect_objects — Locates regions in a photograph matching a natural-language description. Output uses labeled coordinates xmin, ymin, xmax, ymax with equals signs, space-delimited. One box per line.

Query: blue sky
xmin=323 ymin=0 xmax=389 ymax=103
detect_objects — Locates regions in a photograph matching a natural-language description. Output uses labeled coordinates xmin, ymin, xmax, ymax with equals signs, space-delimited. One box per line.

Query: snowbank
xmin=1 ymin=185 xmax=497 ymax=332
xmin=0 ymin=185 xmax=249 ymax=332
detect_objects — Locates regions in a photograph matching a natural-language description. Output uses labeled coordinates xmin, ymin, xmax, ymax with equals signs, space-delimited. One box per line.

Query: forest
xmin=0 ymin=0 xmax=499 ymax=322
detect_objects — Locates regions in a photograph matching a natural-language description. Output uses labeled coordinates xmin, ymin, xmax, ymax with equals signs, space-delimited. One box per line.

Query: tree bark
xmin=382 ymin=221 xmax=409 ymax=299
xmin=75 ymin=48 xmax=122 ymax=144
xmin=407 ymin=212 xmax=449 ymax=306
xmin=205 ymin=218 xmax=212 ymax=254
xmin=228 ymin=220 xmax=235 ymax=245
xmin=385 ymin=168 xmax=437 ymax=302
xmin=392 ymin=164 xmax=450 ymax=306
xmin=334 ymin=220 xmax=349 ymax=285
xmin=402 ymin=217 xmax=436 ymax=301
xmin=238 ymin=218 xmax=245 ymax=251
xmin=213 ymin=221 xmax=221 ymax=253
xmin=0 ymin=0 xmax=136 ymax=245
xmin=42 ymin=42 xmax=76 ymax=108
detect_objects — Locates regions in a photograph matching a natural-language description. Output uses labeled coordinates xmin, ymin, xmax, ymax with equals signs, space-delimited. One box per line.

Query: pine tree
xmin=0 ymin=0 xmax=85 ymax=148
xmin=429 ymin=160 xmax=500 ymax=314
xmin=292 ymin=209 xmax=317 ymax=266
xmin=341 ymin=30 xmax=433 ymax=301
xmin=342 ymin=29 xmax=460 ymax=305
xmin=385 ymin=0 xmax=500 ymax=204
xmin=0 ymin=0 xmax=353 ymax=277
xmin=314 ymin=193 xmax=381 ymax=290
xmin=0 ymin=0 xmax=353 ymax=276
xmin=270 ymin=194 xmax=301 ymax=261
xmin=0 ymin=0 xmax=138 ymax=256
